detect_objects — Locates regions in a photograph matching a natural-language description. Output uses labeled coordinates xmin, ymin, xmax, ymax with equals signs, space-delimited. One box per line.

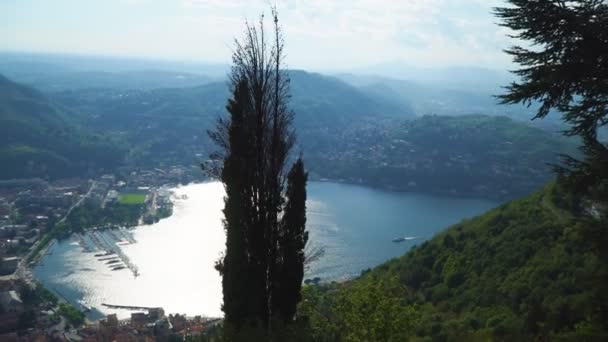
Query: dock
xmin=118 ymin=227 xmax=137 ymax=244
xmin=75 ymin=233 xmax=92 ymax=252
xmin=85 ymin=231 xmax=140 ymax=277
xmin=101 ymin=303 xmax=160 ymax=311
xmin=97 ymin=232 xmax=139 ymax=277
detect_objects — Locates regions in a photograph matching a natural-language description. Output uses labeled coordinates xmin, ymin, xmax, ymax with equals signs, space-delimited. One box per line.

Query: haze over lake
xmin=34 ymin=181 xmax=498 ymax=320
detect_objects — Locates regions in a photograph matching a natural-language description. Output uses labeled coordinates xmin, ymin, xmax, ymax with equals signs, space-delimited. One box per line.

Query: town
xmin=0 ymin=165 xmax=218 ymax=340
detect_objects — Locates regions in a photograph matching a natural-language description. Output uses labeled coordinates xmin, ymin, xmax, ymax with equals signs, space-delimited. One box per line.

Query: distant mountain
xmin=0 ymin=52 xmax=230 ymax=80
xmin=338 ymin=73 xmax=536 ymax=118
xmin=49 ymin=70 xmax=414 ymax=166
xmin=340 ymin=63 xmax=514 ymax=93
xmin=335 ymin=73 xmax=571 ymax=133
xmin=3 ymin=70 xmax=214 ymax=92
xmin=50 ymin=70 xmax=413 ymax=123
xmin=41 ymin=71 xmax=577 ymax=200
xmin=305 ymin=114 xmax=579 ymax=200
xmin=0 ymin=74 xmax=123 ymax=179
xmin=1 ymin=69 xmax=576 ymax=200
xmin=288 ymin=70 xmax=413 ymax=124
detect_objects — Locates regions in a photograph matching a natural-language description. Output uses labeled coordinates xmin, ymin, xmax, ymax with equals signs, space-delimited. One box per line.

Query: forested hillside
xmin=43 ymin=68 xmax=576 ymax=199
xmin=306 ymin=115 xmax=578 ymax=200
xmin=0 ymin=74 xmax=123 ymax=179
xmin=300 ymin=183 xmax=608 ymax=341
xmin=49 ymin=70 xmax=413 ymax=167
xmin=1 ymin=70 xmax=576 ymax=199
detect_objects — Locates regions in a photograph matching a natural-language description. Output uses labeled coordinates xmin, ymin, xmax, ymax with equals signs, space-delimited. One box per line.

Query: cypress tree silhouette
xmin=206 ymin=9 xmax=309 ymax=335
xmin=273 ymin=157 xmax=308 ymax=323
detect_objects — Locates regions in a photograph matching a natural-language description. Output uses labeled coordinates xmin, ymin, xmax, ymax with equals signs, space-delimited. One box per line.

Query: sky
xmin=0 ymin=0 xmax=514 ymax=71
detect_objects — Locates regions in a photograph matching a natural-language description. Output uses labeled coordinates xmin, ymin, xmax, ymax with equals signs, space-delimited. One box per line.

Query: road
xmin=58 ymin=181 xmax=97 ymax=224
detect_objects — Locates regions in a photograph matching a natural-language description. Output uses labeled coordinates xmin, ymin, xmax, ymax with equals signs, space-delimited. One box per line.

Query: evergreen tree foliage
xmin=495 ymin=0 xmax=608 ymax=202
xmin=273 ymin=157 xmax=308 ymax=323
xmin=212 ymin=79 xmax=253 ymax=328
xmin=206 ymin=9 xmax=308 ymax=336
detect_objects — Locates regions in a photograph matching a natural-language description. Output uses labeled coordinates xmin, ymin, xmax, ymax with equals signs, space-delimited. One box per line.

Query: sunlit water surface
xmin=34 ymin=181 xmax=498 ymax=319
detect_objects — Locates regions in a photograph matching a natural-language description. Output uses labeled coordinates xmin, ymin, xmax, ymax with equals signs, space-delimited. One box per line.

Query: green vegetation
xmin=46 ymin=68 xmax=413 ymax=169
xmin=119 ymin=193 xmax=146 ymax=205
xmin=210 ymin=12 xmax=310 ymax=337
xmin=14 ymin=282 xmax=60 ymax=332
xmin=26 ymin=231 xmax=55 ymax=263
xmin=299 ymin=183 xmax=608 ymax=340
xmin=19 ymin=282 xmax=58 ymax=306
xmin=307 ymin=114 xmax=578 ymax=200
xmin=156 ymin=205 xmax=173 ymax=220
xmin=299 ymin=276 xmax=419 ymax=342
xmin=26 ymin=215 xmax=61 ymax=263
xmin=64 ymin=202 xmax=143 ymax=232
xmin=496 ymin=0 xmax=608 ymax=203
xmin=143 ymin=203 xmax=173 ymax=225
xmin=0 ymin=69 xmax=576 ymax=201
xmin=0 ymin=74 xmax=124 ymax=179
xmin=58 ymin=303 xmax=85 ymax=327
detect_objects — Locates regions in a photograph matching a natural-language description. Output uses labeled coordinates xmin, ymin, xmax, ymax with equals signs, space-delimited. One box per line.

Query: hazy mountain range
xmin=0 ymin=52 xmax=581 ymax=198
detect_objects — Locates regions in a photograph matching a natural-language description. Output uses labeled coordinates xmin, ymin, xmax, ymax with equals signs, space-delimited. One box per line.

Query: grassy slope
xmin=300 ymin=183 xmax=608 ymax=341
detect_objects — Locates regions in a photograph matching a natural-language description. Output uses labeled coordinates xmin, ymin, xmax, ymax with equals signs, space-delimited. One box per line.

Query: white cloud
xmin=1 ymin=0 xmax=514 ymax=70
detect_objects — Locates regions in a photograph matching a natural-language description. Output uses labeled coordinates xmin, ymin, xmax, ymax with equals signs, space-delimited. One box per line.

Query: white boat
xmin=392 ymin=236 xmax=419 ymax=243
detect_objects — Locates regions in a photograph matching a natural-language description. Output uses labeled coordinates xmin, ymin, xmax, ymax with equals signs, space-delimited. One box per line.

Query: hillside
xmin=46 ymin=72 xmax=578 ymax=199
xmin=0 ymin=74 xmax=123 ymax=179
xmin=51 ymin=70 xmax=413 ymax=124
xmin=1 ymin=70 xmax=576 ymax=200
xmin=336 ymin=73 xmax=560 ymax=128
xmin=306 ymin=115 xmax=579 ymax=200
xmin=45 ymin=67 xmax=576 ymax=200
xmin=49 ymin=70 xmax=413 ymax=167
xmin=299 ymin=183 xmax=608 ymax=341
xmin=12 ymin=70 xmax=214 ymax=92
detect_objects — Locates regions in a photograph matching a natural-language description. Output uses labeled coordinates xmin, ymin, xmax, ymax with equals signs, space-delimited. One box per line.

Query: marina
xmin=73 ymin=229 xmax=140 ymax=277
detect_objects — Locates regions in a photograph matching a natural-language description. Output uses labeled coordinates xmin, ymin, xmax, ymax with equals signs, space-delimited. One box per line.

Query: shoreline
xmin=27 ymin=180 xmax=498 ymax=321
xmin=311 ymin=177 xmax=511 ymax=202
xmin=182 ymin=177 xmax=509 ymax=202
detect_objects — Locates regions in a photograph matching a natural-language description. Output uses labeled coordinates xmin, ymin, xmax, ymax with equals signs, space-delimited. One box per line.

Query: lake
xmin=33 ymin=181 xmax=498 ymax=320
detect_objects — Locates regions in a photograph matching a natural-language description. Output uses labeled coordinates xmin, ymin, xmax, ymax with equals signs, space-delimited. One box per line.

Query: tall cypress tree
xmin=206 ymin=9 xmax=308 ymax=335
xmin=495 ymin=0 xmax=608 ymax=202
xmin=273 ymin=157 xmax=308 ymax=323
xmin=209 ymin=79 xmax=253 ymax=328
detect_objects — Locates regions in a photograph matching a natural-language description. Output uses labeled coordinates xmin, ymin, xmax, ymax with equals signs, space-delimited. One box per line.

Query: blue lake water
xmin=33 ymin=181 xmax=498 ymax=319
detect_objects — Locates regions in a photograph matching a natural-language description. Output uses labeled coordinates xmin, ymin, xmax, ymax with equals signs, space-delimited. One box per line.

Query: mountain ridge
xmin=0 ymin=74 xmax=124 ymax=179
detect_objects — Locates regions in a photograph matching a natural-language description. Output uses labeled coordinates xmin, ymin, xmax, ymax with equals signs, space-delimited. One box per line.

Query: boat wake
xmin=392 ymin=236 xmax=420 ymax=243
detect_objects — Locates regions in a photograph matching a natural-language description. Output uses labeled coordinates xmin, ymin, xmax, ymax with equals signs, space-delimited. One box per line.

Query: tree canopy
xmin=206 ymin=9 xmax=309 ymax=338
xmin=495 ymin=0 xmax=608 ymax=202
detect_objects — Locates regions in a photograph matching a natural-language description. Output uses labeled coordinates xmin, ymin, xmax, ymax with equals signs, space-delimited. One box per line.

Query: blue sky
xmin=1 ymin=0 xmax=513 ymax=71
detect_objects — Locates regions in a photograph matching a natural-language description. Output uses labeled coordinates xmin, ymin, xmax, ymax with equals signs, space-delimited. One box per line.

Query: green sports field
xmin=118 ymin=193 xmax=146 ymax=205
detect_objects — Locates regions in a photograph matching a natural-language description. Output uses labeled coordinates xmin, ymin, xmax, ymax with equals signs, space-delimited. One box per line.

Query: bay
xmin=33 ymin=181 xmax=498 ymax=320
